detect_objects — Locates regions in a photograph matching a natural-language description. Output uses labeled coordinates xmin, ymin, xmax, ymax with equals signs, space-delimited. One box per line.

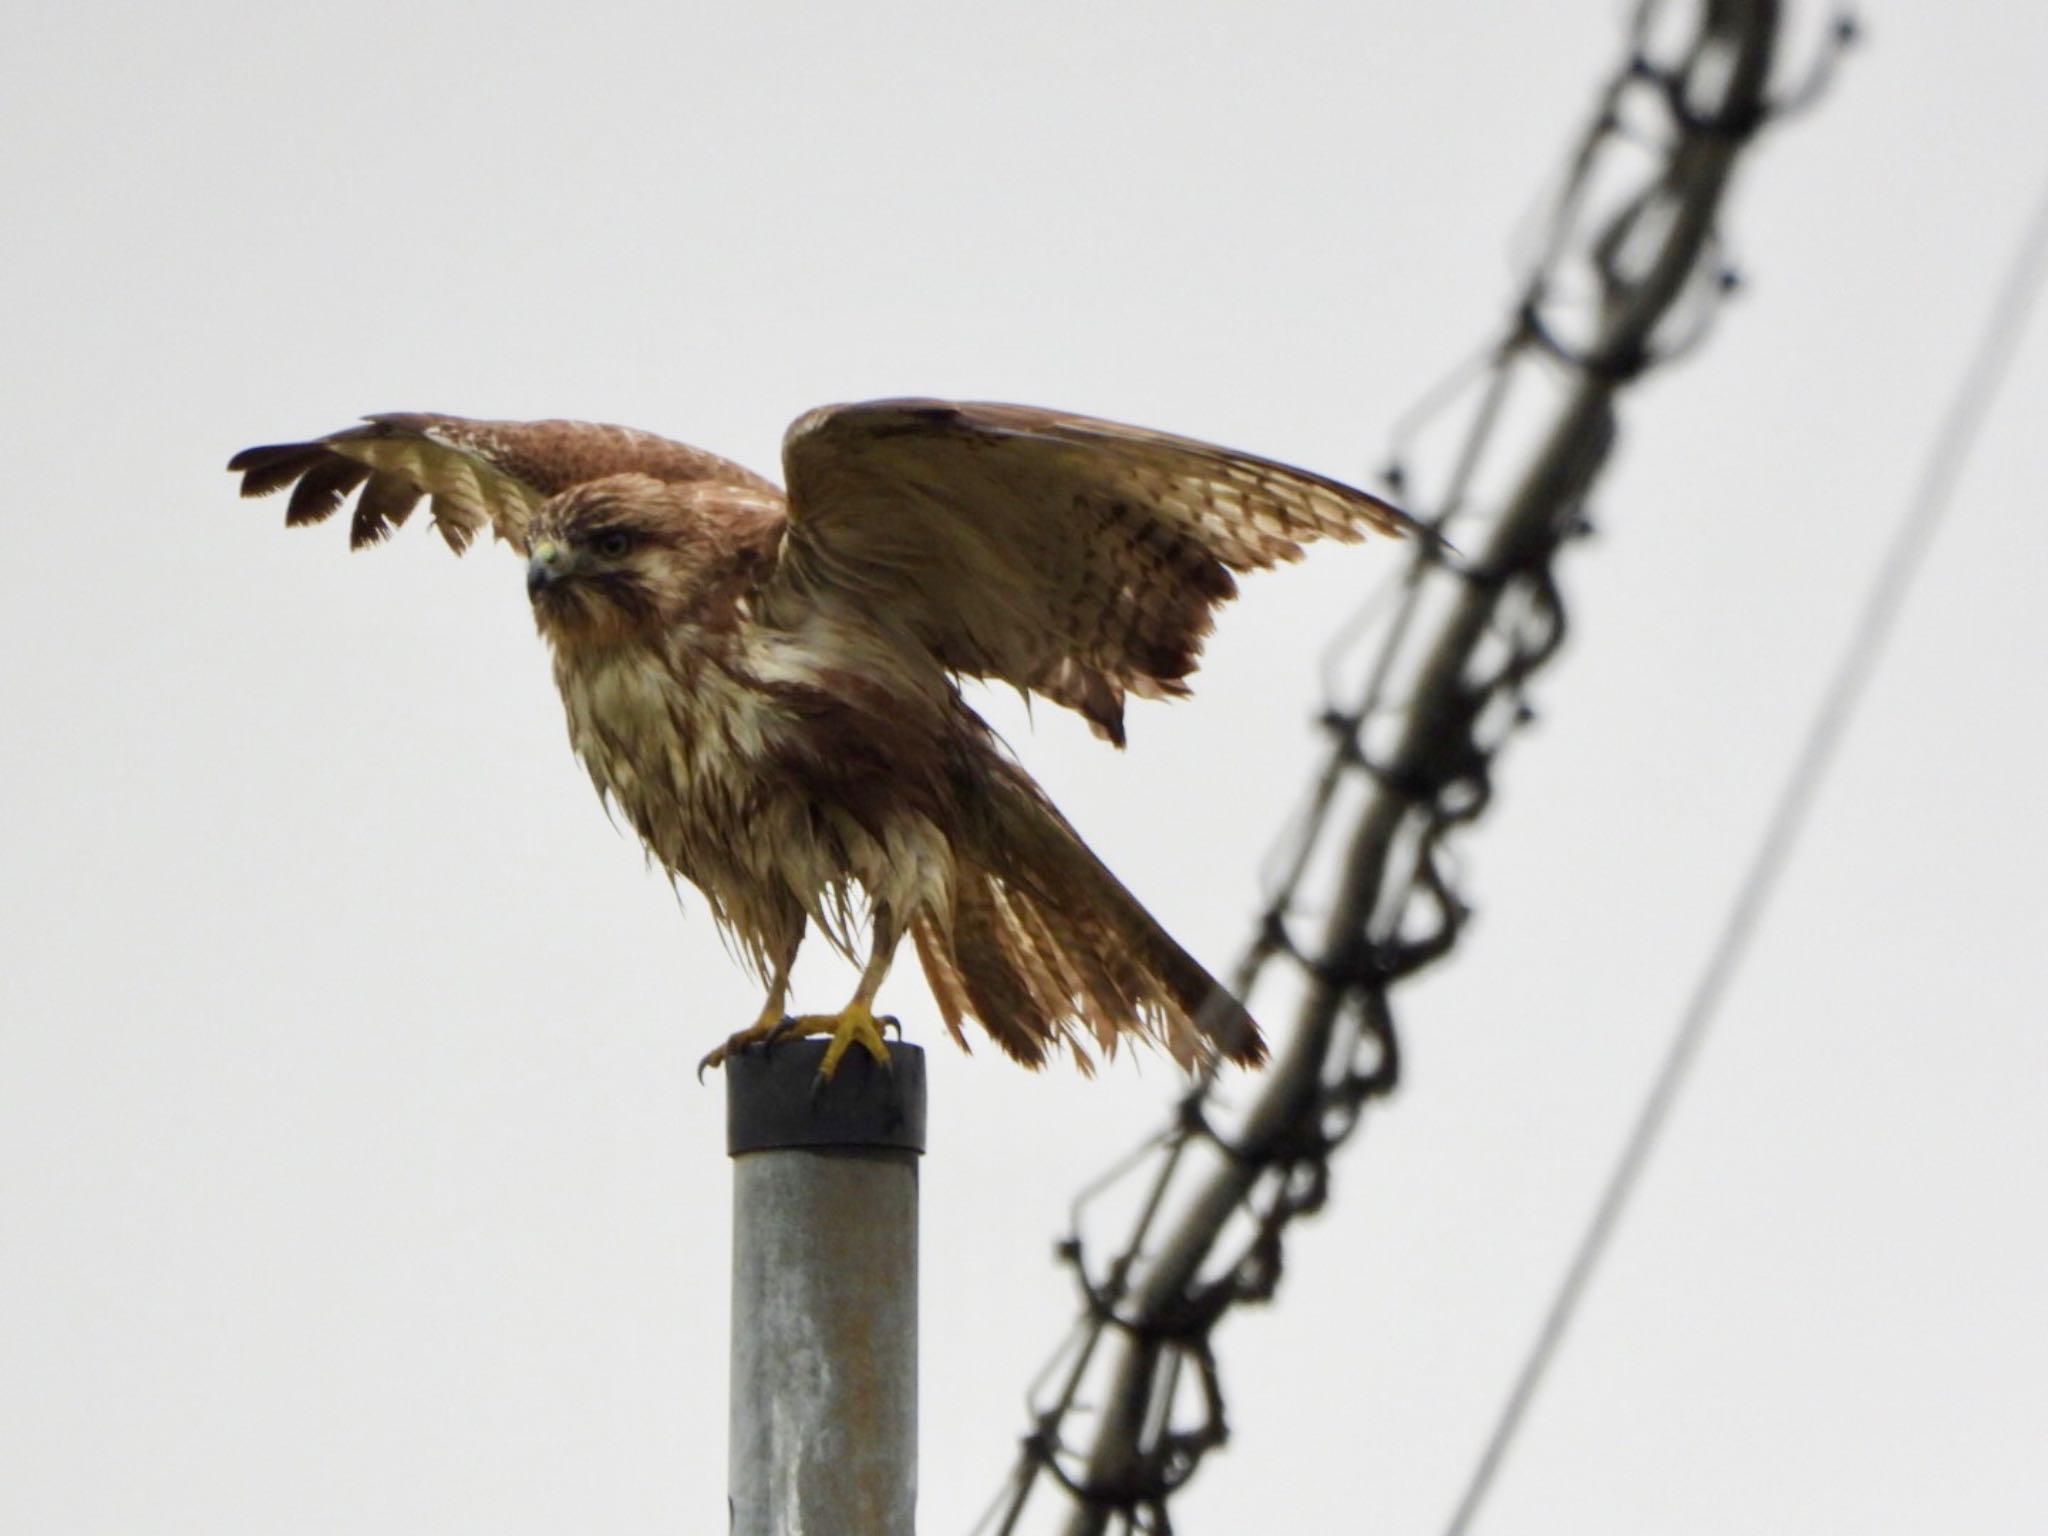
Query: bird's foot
xmin=790 ymin=1002 xmax=896 ymax=1082
xmin=696 ymin=1011 xmax=805 ymax=1082
xmin=695 ymin=1006 xmax=900 ymax=1082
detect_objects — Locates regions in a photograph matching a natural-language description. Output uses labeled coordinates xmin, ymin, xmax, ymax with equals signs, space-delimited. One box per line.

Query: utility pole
xmin=727 ymin=1041 xmax=926 ymax=1536
xmin=974 ymin=3 xmax=1858 ymax=1530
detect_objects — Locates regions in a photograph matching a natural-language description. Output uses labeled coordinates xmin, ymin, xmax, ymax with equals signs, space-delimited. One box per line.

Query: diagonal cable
xmin=1439 ymin=146 xmax=2048 ymax=1536
xmin=973 ymin=4 xmax=1862 ymax=1532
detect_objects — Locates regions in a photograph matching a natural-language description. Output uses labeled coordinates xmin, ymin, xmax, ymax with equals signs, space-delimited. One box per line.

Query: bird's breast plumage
xmin=555 ymin=634 xmax=783 ymax=872
xmin=550 ymin=623 xmax=958 ymax=976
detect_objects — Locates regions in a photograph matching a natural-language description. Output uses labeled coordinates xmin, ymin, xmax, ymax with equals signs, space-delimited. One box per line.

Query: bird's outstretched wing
xmin=776 ymin=399 xmax=1419 ymax=745
xmin=229 ymin=414 xmax=770 ymax=554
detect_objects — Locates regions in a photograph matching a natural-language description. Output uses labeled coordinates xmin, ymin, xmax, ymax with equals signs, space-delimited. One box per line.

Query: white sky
xmin=4 ymin=3 xmax=2045 ymax=1532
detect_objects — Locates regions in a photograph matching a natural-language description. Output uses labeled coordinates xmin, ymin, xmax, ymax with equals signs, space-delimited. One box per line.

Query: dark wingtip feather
xmin=226 ymin=443 xmax=276 ymax=473
xmin=348 ymin=472 xmax=423 ymax=550
xmin=348 ymin=514 xmax=396 ymax=550
xmin=229 ymin=442 xmax=326 ymax=499
xmin=284 ymin=457 xmax=370 ymax=528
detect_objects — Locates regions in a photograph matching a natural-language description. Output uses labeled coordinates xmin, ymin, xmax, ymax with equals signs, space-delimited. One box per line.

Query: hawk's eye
xmin=593 ymin=530 xmax=633 ymax=559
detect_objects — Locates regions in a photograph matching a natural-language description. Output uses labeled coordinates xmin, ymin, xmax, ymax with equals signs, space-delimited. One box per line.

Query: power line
xmin=1439 ymin=149 xmax=2048 ymax=1536
xmin=974 ymin=3 xmax=1861 ymax=1530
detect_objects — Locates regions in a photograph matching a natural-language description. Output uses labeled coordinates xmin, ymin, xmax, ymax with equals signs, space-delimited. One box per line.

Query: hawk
xmin=230 ymin=401 xmax=1415 ymax=1077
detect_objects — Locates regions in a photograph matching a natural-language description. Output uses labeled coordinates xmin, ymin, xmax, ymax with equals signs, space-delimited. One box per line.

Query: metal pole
xmin=1040 ymin=7 xmax=1788 ymax=1527
xmin=726 ymin=1040 xmax=925 ymax=1536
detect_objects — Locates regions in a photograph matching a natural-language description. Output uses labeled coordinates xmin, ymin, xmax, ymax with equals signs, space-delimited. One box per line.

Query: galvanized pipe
xmin=726 ymin=1040 xmax=925 ymax=1536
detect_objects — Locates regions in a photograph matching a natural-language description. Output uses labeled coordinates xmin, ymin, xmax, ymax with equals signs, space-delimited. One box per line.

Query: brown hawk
xmin=230 ymin=401 xmax=1415 ymax=1077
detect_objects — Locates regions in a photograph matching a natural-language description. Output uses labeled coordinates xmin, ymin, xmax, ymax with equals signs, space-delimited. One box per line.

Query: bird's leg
xmin=790 ymin=905 xmax=901 ymax=1081
xmin=696 ymin=922 xmax=805 ymax=1080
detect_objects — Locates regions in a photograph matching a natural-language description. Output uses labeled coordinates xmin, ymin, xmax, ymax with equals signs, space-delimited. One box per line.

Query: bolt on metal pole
xmin=726 ymin=1039 xmax=925 ymax=1536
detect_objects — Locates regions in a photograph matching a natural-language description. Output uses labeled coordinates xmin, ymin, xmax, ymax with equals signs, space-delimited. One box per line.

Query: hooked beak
xmin=527 ymin=538 xmax=570 ymax=598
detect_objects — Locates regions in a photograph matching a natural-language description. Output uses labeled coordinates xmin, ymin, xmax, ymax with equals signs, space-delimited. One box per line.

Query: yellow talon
xmin=794 ymin=1002 xmax=894 ymax=1081
xmin=696 ymin=1008 xmax=801 ymax=1081
xmin=696 ymin=1003 xmax=896 ymax=1082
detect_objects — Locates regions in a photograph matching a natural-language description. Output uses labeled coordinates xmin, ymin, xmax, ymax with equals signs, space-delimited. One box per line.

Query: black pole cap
xmin=725 ymin=1040 xmax=927 ymax=1156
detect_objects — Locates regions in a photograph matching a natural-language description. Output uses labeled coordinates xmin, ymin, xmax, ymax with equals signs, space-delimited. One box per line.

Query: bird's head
xmin=525 ymin=474 xmax=775 ymax=651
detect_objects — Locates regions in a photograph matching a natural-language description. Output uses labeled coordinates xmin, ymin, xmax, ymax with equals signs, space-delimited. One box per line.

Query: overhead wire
xmin=1439 ymin=149 xmax=2048 ymax=1536
xmin=974 ymin=5 xmax=1860 ymax=1531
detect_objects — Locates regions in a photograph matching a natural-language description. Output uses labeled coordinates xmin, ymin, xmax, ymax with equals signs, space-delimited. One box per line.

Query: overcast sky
xmin=4 ymin=3 xmax=2044 ymax=1532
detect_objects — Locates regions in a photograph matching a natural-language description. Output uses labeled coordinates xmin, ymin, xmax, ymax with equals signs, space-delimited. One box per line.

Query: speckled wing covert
xmin=227 ymin=414 xmax=767 ymax=553
xmin=776 ymin=399 xmax=1418 ymax=745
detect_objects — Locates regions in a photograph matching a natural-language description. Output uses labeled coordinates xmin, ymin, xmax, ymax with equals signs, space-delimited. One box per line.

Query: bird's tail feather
xmin=911 ymin=772 xmax=1265 ymax=1072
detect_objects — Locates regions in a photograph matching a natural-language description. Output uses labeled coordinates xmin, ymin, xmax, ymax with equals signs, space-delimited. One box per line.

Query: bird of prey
xmin=230 ymin=400 xmax=1415 ymax=1078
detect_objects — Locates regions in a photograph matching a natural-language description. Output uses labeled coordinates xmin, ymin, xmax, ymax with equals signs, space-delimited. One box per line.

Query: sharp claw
xmin=697 ymin=1012 xmax=799 ymax=1082
xmin=812 ymin=1003 xmax=892 ymax=1082
xmin=703 ymin=1007 xmax=896 ymax=1085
